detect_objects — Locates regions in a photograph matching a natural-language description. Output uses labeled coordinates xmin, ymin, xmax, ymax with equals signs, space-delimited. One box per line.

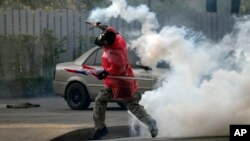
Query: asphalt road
xmin=0 ymin=96 xmax=128 ymax=141
xmin=0 ymin=96 xmax=230 ymax=141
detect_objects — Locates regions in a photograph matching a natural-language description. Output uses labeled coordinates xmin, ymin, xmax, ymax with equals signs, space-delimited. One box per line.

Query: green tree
xmin=75 ymin=35 xmax=95 ymax=59
xmin=41 ymin=30 xmax=66 ymax=76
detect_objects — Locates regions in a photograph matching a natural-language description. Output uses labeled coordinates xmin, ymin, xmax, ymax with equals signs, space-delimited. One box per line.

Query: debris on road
xmin=6 ymin=102 xmax=40 ymax=108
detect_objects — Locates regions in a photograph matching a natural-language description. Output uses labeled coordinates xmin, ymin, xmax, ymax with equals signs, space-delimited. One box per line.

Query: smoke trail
xmin=88 ymin=0 xmax=250 ymax=138
xmin=88 ymin=0 xmax=158 ymax=34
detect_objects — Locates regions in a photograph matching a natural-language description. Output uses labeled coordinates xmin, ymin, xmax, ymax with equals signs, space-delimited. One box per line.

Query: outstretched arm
xmin=96 ymin=22 xmax=108 ymax=31
xmin=85 ymin=21 xmax=108 ymax=31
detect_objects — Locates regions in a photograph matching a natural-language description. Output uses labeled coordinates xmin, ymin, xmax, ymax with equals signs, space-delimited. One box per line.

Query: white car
xmin=53 ymin=46 xmax=169 ymax=110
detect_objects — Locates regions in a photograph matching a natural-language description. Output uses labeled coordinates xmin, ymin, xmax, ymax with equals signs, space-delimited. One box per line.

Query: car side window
xmin=84 ymin=51 xmax=97 ymax=65
xmin=85 ymin=48 xmax=139 ymax=67
xmin=156 ymin=60 xmax=170 ymax=69
xmin=95 ymin=49 xmax=103 ymax=65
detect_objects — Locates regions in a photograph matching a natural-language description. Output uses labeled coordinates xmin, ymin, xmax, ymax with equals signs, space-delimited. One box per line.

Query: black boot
xmin=89 ymin=126 xmax=108 ymax=140
xmin=148 ymin=119 xmax=158 ymax=138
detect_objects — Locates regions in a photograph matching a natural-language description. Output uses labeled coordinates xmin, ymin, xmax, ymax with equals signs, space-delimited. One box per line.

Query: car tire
xmin=66 ymin=82 xmax=90 ymax=110
xmin=117 ymin=102 xmax=127 ymax=110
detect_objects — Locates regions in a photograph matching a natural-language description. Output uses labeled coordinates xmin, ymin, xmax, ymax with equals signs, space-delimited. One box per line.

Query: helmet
xmin=104 ymin=30 xmax=116 ymax=45
xmin=95 ymin=27 xmax=116 ymax=46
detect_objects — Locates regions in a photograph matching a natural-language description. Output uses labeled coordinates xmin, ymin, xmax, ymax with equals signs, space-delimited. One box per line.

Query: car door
xmin=82 ymin=48 xmax=104 ymax=98
xmin=128 ymin=50 xmax=156 ymax=92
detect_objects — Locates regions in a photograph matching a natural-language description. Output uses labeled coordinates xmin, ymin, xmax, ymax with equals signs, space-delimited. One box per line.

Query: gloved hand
xmin=85 ymin=21 xmax=101 ymax=29
xmin=96 ymin=70 xmax=109 ymax=80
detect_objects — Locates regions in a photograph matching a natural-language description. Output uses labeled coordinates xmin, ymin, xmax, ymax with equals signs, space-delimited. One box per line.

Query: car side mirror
xmin=136 ymin=61 xmax=152 ymax=71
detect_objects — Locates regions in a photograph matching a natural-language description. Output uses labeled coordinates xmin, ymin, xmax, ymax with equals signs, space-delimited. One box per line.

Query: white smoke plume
xmin=89 ymin=0 xmax=250 ymax=138
xmin=88 ymin=0 xmax=158 ymax=34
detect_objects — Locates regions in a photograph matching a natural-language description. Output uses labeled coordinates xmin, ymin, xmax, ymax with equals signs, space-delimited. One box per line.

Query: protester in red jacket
xmin=100 ymin=27 xmax=138 ymax=99
xmin=86 ymin=22 xmax=158 ymax=140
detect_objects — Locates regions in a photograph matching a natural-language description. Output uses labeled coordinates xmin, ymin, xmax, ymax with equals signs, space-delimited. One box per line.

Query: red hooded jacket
xmin=102 ymin=32 xmax=138 ymax=99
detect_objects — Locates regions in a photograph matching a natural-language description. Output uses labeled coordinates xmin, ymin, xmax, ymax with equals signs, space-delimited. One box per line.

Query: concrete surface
xmin=0 ymin=97 xmax=230 ymax=141
xmin=0 ymin=96 xmax=128 ymax=141
xmin=50 ymin=125 xmax=229 ymax=141
xmin=51 ymin=125 xmax=133 ymax=141
xmin=106 ymin=136 xmax=229 ymax=141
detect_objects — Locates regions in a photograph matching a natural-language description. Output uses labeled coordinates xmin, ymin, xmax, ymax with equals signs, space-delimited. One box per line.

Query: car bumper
xmin=53 ymin=80 xmax=67 ymax=97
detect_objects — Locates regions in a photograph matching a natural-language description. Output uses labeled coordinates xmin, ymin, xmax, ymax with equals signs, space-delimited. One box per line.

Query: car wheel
xmin=117 ymin=102 xmax=127 ymax=110
xmin=66 ymin=82 xmax=90 ymax=110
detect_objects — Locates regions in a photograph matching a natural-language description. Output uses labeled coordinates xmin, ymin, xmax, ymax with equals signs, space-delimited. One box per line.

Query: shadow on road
xmin=50 ymin=125 xmax=229 ymax=141
xmin=50 ymin=125 xmax=134 ymax=141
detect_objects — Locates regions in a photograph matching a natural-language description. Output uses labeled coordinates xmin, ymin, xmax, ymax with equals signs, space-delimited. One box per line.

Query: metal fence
xmin=0 ymin=9 xmax=234 ymax=61
xmin=0 ymin=8 xmax=236 ymax=97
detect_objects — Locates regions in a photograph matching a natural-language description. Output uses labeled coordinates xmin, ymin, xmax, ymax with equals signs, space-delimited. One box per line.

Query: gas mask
xmin=95 ymin=30 xmax=116 ymax=47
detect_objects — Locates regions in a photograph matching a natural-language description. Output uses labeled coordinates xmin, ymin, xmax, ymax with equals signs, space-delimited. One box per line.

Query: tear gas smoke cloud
xmin=89 ymin=0 xmax=250 ymax=138
xmin=88 ymin=0 xmax=158 ymax=34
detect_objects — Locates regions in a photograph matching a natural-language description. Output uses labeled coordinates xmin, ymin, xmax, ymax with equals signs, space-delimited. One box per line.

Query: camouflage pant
xmin=93 ymin=88 xmax=154 ymax=130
